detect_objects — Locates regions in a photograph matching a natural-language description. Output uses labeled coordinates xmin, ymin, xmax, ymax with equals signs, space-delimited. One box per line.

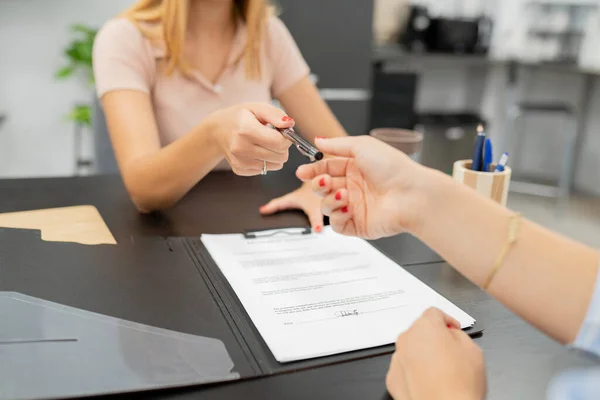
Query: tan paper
xmin=0 ymin=206 xmax=116 ymax=245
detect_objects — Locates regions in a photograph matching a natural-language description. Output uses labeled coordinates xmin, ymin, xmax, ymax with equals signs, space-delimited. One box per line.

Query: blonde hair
xmin=120 ymin=0 xmax=272 ymax=79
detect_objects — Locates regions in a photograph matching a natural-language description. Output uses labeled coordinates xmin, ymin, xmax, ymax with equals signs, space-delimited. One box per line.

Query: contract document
xmin=201 ymin=227 xmax=475 ymax=363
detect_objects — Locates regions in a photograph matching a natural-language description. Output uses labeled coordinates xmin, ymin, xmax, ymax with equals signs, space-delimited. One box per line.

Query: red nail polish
xmin=319 ymin=178 xmax=326 ymax=187
xmin=315 ymin=226 xmax=322 ymax=233
xmin=335 ymin=192 xmax=342 ymax=201
xmin=447 ymin=324 xmax=454 ymax=329
xmin=282 ymin=116 xmax=294 ymax=122
xmin=316 ymin=136 xmax=326 ymax=140
xmin=341 ymin=206 xmax=348 ymax=213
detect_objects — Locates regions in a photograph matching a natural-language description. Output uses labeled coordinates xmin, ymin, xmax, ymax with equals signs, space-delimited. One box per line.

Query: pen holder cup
xmin=452 ymin=160 xmax=512 ymax=206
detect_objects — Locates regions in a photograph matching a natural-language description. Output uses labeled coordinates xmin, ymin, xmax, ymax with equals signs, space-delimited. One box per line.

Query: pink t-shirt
xmin=93 ymin=16 xmax=310 ymax=149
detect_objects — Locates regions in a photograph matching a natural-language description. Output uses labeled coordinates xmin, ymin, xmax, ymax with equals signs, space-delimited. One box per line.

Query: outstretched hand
xmin=259 ymin=182 xmax=325 ymax=232
xmin=296 ymin=136 xmax=430 ymax=240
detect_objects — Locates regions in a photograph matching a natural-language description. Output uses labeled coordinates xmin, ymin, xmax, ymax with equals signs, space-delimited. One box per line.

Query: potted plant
xmin=55 ymin=24 xmax=98 ymax=127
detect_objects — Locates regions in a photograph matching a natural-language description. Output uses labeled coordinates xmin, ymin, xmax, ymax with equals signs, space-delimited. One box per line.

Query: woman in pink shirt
xmin=93 ymin=0 xmax=348 ymax=230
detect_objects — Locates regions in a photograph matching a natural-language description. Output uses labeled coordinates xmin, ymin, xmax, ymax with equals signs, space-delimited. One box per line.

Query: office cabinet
xmin=276 ymin=0 xmax=374 ymax=136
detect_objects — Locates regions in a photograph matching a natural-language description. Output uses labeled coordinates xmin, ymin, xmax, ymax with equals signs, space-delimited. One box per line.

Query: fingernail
xmin=315 ymin=226 xmax=322 ymax=233
xmin=319 ymin=178 xmax=326 ymax=187
xmin=341 ymin=206 xmax=348 ymax=213
xmin=447 ymin=324 xmax=455 ymax=329
xmin=282 ymin=116 xmax=294 ymax=122
xmin=316 ymin=136 xmax=326 ymax=140
xmin=335 ymin=192 xmax=342 ymax=201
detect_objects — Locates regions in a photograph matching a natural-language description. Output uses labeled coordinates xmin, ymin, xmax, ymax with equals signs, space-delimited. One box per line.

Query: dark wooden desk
xmin=0 ymin=173 xmax=595 ymax=400
xmin=0 ymin=172 xmax=440 ymax=266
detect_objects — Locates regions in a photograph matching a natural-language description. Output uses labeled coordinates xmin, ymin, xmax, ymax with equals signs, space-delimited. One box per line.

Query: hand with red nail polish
xmin=387 ymin=308 xmax=486 ymax=400
xmin=206 ymin=103 xmax=294 ymax=178
xmin=309 ymin=174 xmax=333 ymax=200
xmin=295 ymin=135 xmax=428 ymax=240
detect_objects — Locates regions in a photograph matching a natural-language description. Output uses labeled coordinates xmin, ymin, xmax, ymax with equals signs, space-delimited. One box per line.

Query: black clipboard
xmin=0 ymin=227 xmax=484 ymax=393
xmin=242 ymin=226 xmax=312 ymax=239
xmin=178 ymin=226 xmax=484 ymax=376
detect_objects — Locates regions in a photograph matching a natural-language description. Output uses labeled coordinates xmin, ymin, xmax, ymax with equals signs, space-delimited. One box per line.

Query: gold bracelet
xmin=482 ymin=213 xmax=522 ymax=290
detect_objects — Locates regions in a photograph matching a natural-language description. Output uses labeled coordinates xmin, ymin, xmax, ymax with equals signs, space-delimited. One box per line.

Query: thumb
xmin=259 ymin=194 xmax=298 ymax=215
xmin=245 ymin=103 xmax=295 ymax=129
xmin=315 ymin=136 xmax=366 ymax=158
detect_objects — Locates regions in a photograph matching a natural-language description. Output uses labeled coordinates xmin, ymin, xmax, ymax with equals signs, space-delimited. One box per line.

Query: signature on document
xmin=335 ymin=310 xmax=359 ymax=318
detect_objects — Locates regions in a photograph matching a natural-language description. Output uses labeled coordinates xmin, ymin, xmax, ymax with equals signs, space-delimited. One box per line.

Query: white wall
xmin=0 ymin=0 xmax=134 ymax=178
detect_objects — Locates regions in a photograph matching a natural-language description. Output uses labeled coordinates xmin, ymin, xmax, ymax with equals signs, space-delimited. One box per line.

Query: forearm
xmin=278 ymin=76 xmax=348 ymax=142
xmin=123 ymin=120 xmax=224 ymax=212
xmin=414 ymin=168 xmax=599 ymax=344
xmin=294 ymin=95 xmax=347 ymax=142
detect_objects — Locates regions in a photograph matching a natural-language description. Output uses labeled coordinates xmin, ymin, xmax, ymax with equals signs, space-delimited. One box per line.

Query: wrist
xmin=198 ymin=111 xmax=225 ymax=157
xmin=406 ymin=166 xmax=452 ymax=238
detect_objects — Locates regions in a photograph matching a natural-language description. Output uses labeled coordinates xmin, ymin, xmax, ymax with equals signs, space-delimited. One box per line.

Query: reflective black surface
xmin=0 ymin=173 xmax=595 ymax=399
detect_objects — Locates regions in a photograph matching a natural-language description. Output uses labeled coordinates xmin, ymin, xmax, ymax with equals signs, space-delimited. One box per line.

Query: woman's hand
xmin=206 ymin=103 xmax=294 ymax=176
xmin=259 ymin=182 xmax=325 ymax=232
xmin=296 ymin=136 xmax=434 ymax=239
xmin=387 ymin=308 xmax=486 ymax=400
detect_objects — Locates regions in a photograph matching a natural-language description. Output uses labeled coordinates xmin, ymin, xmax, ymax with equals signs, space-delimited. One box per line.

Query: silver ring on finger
xmin=261 ymin=160 xmax=267 ymax=176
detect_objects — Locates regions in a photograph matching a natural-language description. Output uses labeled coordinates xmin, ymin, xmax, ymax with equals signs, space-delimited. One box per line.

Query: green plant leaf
xmin=56 ymin=24 xmax=97 ymax=91
xmin=65 ymin=45 xmax=83 ymax=62
xmin=75 ymin=41 xmax=93 ymax=65
xmin=65 ymin=104 xmax=92 ymax=127
xmin=55 ymin=65 xmax=74 ymax=79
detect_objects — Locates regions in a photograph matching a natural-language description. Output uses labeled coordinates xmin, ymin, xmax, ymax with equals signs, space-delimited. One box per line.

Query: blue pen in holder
xmin=471 ymin=135 xmax=485 ymax=171
xmin=483 ymin=138 xmax=493 ymax=172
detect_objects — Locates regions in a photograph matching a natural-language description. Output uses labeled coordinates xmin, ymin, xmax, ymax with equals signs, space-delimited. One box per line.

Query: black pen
xmin=277 ymin=127 xmax=324 ymax=162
